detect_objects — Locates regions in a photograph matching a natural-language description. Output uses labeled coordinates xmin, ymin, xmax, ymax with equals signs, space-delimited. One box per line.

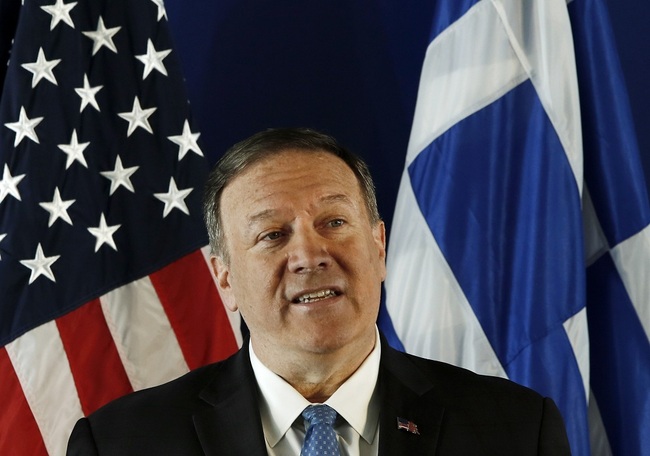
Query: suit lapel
xmin=377 ymin=340 xmax=445 ymax=456
xmin=190 ymin=337 xmax=445 ymax=455
xmin=193 ymin=345 xmax=268 ymax=455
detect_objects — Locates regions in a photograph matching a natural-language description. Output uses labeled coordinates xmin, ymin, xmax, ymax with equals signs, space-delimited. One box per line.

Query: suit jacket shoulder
xmin=67 ymin=346 xmax=268 ymax=455
xmin=377 ymin=342 xmax=571 ymax=455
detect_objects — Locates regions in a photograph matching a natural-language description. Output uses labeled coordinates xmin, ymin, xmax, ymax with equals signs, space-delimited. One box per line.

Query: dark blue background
xmin=162 ymin=0 xmax=650 ymax=238
xmin=1 ymin=0 xmax=648 ymax=237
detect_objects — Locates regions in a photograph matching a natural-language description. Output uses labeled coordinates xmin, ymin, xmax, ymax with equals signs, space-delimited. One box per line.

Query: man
xmin=67 ymin=128 xmax=571 ymax=455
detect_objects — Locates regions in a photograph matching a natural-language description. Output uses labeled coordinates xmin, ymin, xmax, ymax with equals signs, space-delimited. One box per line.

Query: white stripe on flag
xmin=563 ymin=307 xmax=590 ymax=401
xmin=100 ymin=277 xmax=189 ymax=391
xmin=493 ymin=0 xmax=583 ymax=190
xmin=201 ymin=245 xmax=243 ymax=348
xmin=609 ymin=224 xmax=650 ymax=342
xmin=406 ymin=0 xmax=582 ymax=189
xmin=5 ymin=322 xmax=84 ymax=456
xmin=406 ymin=0 xmax=527 ymax=165
xmin=385 ymin=172 xmax=506 ymax=377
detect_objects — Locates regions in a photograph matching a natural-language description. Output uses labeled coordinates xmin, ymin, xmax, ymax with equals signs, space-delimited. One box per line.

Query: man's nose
xmin=286 ymin=225 xmax=332 ymax=273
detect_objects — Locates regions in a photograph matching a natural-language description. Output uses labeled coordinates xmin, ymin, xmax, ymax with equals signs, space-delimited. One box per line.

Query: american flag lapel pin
xmin=396 ymin=417 xmax=420 ymax=435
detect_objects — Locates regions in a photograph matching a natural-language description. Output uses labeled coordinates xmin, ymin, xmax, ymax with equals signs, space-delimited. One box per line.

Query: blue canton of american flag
xmin=0 ymin=1 xmax=241 ymax=454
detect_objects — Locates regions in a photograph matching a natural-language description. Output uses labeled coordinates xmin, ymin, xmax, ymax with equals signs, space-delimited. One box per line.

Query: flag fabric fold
xmin=384 ymin=0 xmax=650 ymax=455
xmin=569 ymin=0 xmax=650 ymax=454
xmin=0 ymin=1 xmax=240 ymax=454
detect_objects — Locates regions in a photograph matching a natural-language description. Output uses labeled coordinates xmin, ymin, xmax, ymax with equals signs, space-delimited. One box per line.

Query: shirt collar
xmin=249 ymin=327 xmax=381 ymax=447
xmin=326 ymin=328 xmax=381 ymax=444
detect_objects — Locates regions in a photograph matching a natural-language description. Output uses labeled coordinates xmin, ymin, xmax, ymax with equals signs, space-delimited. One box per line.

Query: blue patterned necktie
xmin=300 ymin=404 xmax=341 ymax=456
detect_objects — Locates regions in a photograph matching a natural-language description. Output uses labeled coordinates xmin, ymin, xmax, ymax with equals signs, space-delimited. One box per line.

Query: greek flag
xmin=384 ymin=1 xmax=650 ymax=455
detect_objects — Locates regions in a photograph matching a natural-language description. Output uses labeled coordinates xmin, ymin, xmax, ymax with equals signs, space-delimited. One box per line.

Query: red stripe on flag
xmin=0 ymin=347 xmax=47 ymax=455
xmin=150 ymin=250 xmax=238 ymax=369
xmin=56 ymin=299 xmax=133 ymax=416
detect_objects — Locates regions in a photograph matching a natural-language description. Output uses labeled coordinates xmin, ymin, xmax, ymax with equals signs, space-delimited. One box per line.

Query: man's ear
xmin=210 ymin=255 xmax=238 ymax=312
xmin=373 ymin=221 xmax=387 ymax=281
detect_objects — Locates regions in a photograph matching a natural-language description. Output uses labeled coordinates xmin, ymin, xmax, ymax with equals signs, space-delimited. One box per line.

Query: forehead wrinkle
xmin=319 ymin=193 xmax=357 ymax=212
xmin=245 ymin=193 xmax=355 ymax=226
xmin=246 ymin=208 xmax=278 ymax=227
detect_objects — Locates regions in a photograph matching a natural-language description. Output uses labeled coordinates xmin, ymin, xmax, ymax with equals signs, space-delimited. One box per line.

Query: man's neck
xmin=251 ymin=329 xmax=377 ymax=402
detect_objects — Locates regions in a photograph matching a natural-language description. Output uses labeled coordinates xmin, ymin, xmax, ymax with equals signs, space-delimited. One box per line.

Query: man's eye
xmin=263 ymin=231 xmax=283 ymax=241
xmin=329 ymin=219 xmax=345 ymax=228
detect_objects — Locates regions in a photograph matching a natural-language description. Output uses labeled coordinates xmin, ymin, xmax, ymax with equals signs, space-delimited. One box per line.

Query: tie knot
xmin=302 ymin=404 xmax=338 ymax=427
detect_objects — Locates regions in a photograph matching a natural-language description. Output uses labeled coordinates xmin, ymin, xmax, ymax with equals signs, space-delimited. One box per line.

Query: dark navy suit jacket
xmin=67 ymin=337 xmax=571 ymax=455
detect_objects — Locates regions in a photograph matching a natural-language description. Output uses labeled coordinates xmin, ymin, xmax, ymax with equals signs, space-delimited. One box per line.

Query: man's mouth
xmin=294 ymin=289 xmax=339 ymax=304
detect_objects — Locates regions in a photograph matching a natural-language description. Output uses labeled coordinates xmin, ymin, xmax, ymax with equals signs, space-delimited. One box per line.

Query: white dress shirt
xmin=249 ymin=328 xmax=381 ymax=455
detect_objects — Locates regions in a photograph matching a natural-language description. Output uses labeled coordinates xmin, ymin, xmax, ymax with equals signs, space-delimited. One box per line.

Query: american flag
xmin=396 ymin=417 xmax=419 ymax=435
xmin=0 ymin=0 xmax=241 ymax=454
xmin=384 ymin=0 xmax=650 ymax=455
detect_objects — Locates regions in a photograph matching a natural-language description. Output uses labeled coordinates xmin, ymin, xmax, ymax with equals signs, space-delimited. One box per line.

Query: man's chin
xmin=299 ymin=327 xmax=373 ymax=357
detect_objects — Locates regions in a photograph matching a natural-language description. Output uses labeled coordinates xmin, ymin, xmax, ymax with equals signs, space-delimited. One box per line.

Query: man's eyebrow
xmin=320 ymin=193 xmax=355 ymax=206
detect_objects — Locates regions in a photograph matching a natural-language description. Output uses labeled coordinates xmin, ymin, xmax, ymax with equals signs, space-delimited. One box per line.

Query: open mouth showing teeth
xmin=294 ymin=289 xmax=338 ymax=303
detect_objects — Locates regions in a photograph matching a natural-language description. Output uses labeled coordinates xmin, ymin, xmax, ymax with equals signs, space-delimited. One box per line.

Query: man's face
xmin=211 ymin=149 xmax=386 ymax=360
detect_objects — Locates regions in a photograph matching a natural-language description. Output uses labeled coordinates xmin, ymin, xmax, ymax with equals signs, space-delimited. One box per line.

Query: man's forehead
xmin=219 ymin=149 xmax=364 ymax=221
xmin=245 ymin=193 xmax=355 ymax=222
xmin=248 ymin=147 xmax=347 ymax=170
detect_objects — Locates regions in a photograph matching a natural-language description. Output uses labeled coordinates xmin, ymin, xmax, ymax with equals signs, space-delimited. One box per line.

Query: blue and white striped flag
xmin=384 ymin=1 xmax=650 ymax=455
